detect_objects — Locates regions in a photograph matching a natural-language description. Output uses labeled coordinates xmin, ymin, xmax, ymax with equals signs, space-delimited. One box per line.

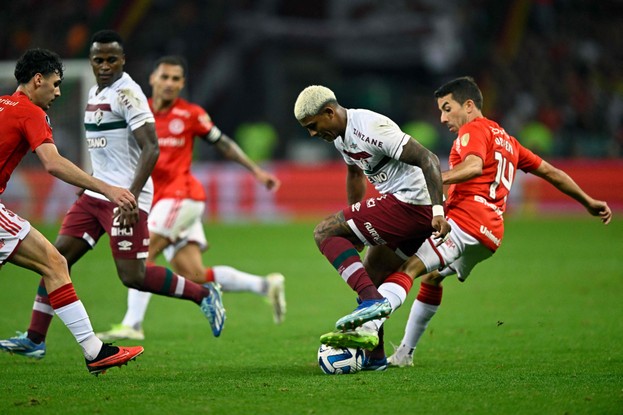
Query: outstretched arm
xmin=213 ymin=134 xmax=281 ymax=191
xmin=530 ymin=160 xmax=612 ymax=224
xmin=35 ymin=143 xmax=136 ymax=211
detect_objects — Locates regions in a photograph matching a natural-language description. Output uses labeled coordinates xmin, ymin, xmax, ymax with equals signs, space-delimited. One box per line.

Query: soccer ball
xmin=317 ymin=344 xmax=363 ymax=375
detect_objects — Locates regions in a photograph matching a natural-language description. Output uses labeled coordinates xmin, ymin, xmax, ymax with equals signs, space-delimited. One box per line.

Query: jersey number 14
xmin=490 ymin=151 xmax=515 ymax=199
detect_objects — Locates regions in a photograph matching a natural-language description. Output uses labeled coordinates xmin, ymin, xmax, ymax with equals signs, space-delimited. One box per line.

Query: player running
xmin=0 ymin=48 xmax=143 ymax=375
xmin=97 ymin=55 xmax=284 ymax=341
xmin=0 ymin=31 xmax=226 ymax=361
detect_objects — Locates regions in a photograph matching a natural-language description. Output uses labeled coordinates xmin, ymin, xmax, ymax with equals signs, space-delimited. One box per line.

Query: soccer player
xmin=0 ymin=48 xmax=143 ymax=374
xmin=293 ymin=85 xmax=451 ymax=370
xmin=327 ymin=76 xmax=612 ymax=367
xmin=96 ymin=55 xmax=285 ymax=341
xmin=0 ymin=31 xmax=226 ymax=359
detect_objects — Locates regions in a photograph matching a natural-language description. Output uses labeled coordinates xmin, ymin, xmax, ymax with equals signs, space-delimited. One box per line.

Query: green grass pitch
xmin=0 ymin=217 xmax=621 ymax=414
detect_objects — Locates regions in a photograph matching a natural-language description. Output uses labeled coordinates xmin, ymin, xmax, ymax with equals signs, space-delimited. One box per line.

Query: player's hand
xmin=113 ymin=206 xmax=139 ymax=227
xmin=431 ymin=216 xmax=451 ymax=246
xmin=255 ymin=170 xmax=281 ymax=192
xmin=586 ymin=199 xmax=612 ymax=224
xmin=105 ymin=185 xmax=137 ymax=212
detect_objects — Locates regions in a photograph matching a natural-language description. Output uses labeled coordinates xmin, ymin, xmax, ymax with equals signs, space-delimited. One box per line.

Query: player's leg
xmin=388 ymin=270 xmax=445 ymax=367
xmin=12 ymin=198 xmax=95 ymax=347
xmin=4 ymin=226 xmax=142 ymax=373
xmin=321 ymin=245 xmax=409 ymax=369
xmin=330 ymin=196 xmax=435 ymax=331
xmin=314 ymin=210 xmax=392 ymax=331
xmin=169 ymin=222 xmax=287 ymax=324
xmin=97 ymin=231 xmax=169 ymax=341
xmin=115 ymin=257 xmax=225 ymax=336
xmin=388 ymin=222 xmax=493 ymax=367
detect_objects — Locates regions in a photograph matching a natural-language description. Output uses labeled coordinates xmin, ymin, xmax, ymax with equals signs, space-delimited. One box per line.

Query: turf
xmin=0 ymin=217 xmax=621 ymax=414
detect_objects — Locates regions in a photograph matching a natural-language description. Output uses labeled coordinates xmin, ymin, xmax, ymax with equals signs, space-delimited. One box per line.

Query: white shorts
xmin=148 ymin=198 xmax=207 ymax=262
xmin=415 ymin=218 xmax=494 ymax=282
xmin=0 ymin=202 xmax=31 ymax=265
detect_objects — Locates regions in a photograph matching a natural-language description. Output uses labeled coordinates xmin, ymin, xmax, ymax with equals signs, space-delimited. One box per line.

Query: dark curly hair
xmin=90 ymin=29 xmax=124 ymax=48
xmin=14 ymin=48 xmax=64 ymax=85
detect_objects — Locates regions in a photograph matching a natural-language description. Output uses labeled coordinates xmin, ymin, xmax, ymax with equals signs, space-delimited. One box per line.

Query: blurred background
xmin=1 ymin=0 xmax=622 ymax=221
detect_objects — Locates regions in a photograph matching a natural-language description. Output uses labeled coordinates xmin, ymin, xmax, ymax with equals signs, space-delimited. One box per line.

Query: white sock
xmin=54 ymin=300 xmax=102 ymax=360
xmin=378 ymin=282 xmax=407 ymax=311
xmin=213 ymin=265 xmax=265 ymax=294
xmin=362 ymin=282 xmax=408 ymax=331
xmin=121 ymin=288 xmax=152 ymax=329
xmin=401 ymin=299 xmax=439 ymax=350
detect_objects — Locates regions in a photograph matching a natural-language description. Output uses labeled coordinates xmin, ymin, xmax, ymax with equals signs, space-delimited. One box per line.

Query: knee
xmin=398 ymin=256 xmax=427 ymax=279
xmin=422 ymin=271 xmax=444 ymax=286
xmin=116 ymin=264 xmax=144 ymax=289
xmin=313 ymin=221 xmax=328 ymax=248
xmin=44 ymin=249 xmax=70 ymax=284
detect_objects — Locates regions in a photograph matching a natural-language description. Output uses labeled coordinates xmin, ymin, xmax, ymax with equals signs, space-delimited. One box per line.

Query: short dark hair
xmin=434 ymin=76 xmax=483 ymax=110
xmin=14 ymin=48 xmax=64 ymax=85
xmin=153 ymin=55 xmax=187 ymax=77
xmin=90 ymin=29 xmax=124 ymax=48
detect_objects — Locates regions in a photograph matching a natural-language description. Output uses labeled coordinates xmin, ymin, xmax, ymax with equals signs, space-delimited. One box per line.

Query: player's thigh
xmin=344 ymin=194 xmax=433 ymax=248
xmin=148 ymin=199 xmax=204 ymax=242
xmin=10 ymin=227 xmax=68 ymax=282
xmin=54 ymin=234 xmax=92 ymax=266
xmin=363 ymin=245 xmax=404 ymax=285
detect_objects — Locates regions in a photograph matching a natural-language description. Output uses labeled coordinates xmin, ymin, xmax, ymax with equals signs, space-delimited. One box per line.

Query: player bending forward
xmin=323 ymin=76 xmax=612 ymax=369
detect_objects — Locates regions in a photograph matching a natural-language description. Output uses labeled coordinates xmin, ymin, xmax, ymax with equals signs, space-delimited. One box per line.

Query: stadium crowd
xmin=0 ymin=0 xmax=621 ymax=160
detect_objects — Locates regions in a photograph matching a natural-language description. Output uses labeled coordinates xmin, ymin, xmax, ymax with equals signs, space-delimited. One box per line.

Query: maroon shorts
xmin=59 ymin=194 xmax=149 ymax=260
xmin=342 ymin=193 xmax=434 ymax=258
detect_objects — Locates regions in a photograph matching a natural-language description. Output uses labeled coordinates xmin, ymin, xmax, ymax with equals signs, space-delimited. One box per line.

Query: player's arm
xmin=442 ymin=154 xmax=483 ymax=184
xmin=399 ymin=137 xmax=451 ymax=241
xmin=346 ymin=163 xmax=366 ymax=205
xmin=35 ymin=143 xmax=136 ymax=210
xmin=131 ymin=122 xmax=160 ymax=198
xmin=212 ymin=133 xmax=280 ymax=191
xmin=530 ymin=160 xmax=612 ymax=224
xmin=399 ymin=138 xmax=445 ymax=207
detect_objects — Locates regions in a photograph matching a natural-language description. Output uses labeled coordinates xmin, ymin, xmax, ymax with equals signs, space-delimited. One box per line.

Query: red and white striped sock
xmin=49 ymin=283 xmax=102 ymax=360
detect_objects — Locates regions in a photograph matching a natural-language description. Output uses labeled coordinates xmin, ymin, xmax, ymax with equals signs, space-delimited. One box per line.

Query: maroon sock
xmin=368 ymin=325 xmax=386 ymax=360
xmin=319 ymin=236 xmax=381 ymax=300
xmin=27 ymin=278 xmax=54 ymax=344
xmin=141 ymin=265 xmax=209 ymax=305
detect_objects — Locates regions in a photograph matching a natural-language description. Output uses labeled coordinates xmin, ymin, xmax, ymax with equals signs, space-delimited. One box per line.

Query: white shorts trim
xmin=0 ymin=203 xmax=31 ymax=264
xmin=415 ymin=218 xmax=493 ymax=281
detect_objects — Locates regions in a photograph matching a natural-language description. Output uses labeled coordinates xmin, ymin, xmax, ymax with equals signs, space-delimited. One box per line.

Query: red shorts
xmin=59 ymin=194 xmax=149 ymax=260
xmin=343 ymin=193 xmax=434 ymax=258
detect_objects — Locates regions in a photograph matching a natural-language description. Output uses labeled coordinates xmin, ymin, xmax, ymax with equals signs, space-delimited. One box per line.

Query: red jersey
xmin=446 ymin=117 xmax=542 ymax=251
xmin=149 ymin=98 xmax=220 ymax=204
xmin=0 ymin=92 xmax=54 ymax=194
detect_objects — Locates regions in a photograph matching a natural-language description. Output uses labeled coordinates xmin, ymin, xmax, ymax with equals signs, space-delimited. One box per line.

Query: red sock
xmin=48 ymin=283 xmax=79 ymax=308
xmin=385 ymin=272 xmax=414 ymax=294
xmin=417 ymin=282 xmax=443 ymax=306
xmin=205 ymin=267 xmax=215 ymax=283
xmin=319 ymin=237 xmax=380 ymax=300
xmin=142 ymin=265 xmax=209 ymax=304
xmin=27 ymin=278 xmax=54 ymax=344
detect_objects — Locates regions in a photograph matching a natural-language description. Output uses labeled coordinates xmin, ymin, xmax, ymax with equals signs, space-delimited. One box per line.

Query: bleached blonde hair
xmin=293 ymin=85 xmax=337 ymax=120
